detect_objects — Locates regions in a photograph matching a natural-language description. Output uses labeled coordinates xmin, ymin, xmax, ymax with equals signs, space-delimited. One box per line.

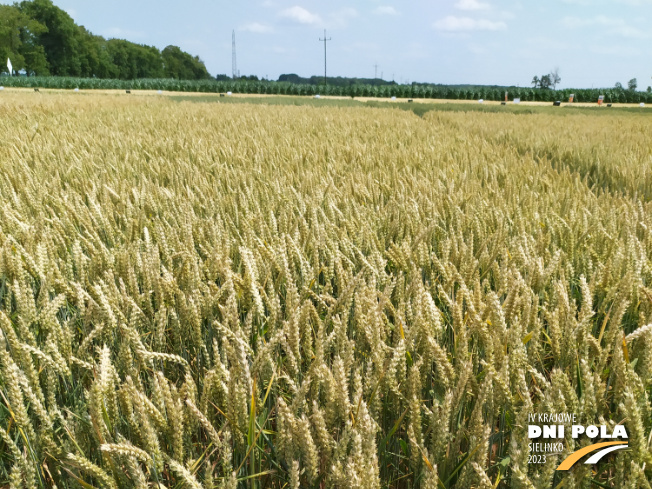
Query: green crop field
xmin=2 ymin=75 xmax=652 ymax=104
xmin=0 ymin=91 xmax=651 ymax=489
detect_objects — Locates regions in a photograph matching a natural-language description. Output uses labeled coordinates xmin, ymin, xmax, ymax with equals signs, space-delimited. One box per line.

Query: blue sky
xmin=5 ymin=0 xmax=652 ymax=88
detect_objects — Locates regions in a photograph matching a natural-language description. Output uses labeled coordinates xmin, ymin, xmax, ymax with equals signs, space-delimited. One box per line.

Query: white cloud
xmin=241 ymin=22 xmax=274 ymax=33
xmin=455 ymin=0 xmax=491 ymax=10
xmin=374 ymin=6 xmax=399 ymax=15
xmin=561 ymin=15 xmax=648 ymax=38
xmin=434 ymin=16 xmax=506 ymax=31
xmin=279 ymin=6 xmax=322 ymax=25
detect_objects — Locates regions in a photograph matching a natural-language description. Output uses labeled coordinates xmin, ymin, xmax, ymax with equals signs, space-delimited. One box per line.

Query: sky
xmin=4 ymin=0 xmax=652 ymax=88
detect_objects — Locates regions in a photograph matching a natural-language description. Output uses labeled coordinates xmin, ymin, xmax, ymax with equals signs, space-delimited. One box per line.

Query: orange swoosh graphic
xmin=556 ymin=441 xmax=628 ymax=470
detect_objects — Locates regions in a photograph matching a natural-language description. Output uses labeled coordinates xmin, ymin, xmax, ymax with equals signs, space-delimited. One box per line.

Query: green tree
xmin=162 ymin=45 xmax=211 ymax=80
xmin=0 ymin=4 xmax=48 ymax=75
xmin=6 ymin=0 xmax=223 ymax=80
xmin=87 ymin=32 xmax=118 ymax=78
xmin=19 ymin=0 xmax=82 ymax=75
xmin=627 ymin=78 xmax=637 ymax=91
xmin=0 ymin=5 xmax=27 ymax=73
xmin=531 ymin=71 xmax=557 ymax=90
xmin=105 ymin=39 xmax=167 ymax=80
xmin=539 ymin=74 xmax=552 ymax=89
xmin=75 ymin=27 xmax=118 ymax=78
xmin=549 ymin=68 xmax=561 ymax=89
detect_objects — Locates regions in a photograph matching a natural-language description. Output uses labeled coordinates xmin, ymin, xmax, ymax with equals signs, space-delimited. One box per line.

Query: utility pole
xmin=374 ymin=64 xmax=378 ymax=79
xmin=232 ymin=30 xmax=237 ymax=80
xmin=319 ymin=30 xmax=331 ymax=85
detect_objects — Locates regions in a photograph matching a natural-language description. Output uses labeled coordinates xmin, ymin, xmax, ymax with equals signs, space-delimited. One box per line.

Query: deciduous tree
xmin=0 ymin=4 xmax=48 ymax=75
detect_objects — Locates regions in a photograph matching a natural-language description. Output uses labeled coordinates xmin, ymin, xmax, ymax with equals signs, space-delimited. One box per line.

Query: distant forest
xmin=0 ymin=0 xmax=211 ymax=80
xmin=277 ymin=74 xmax=397 ymax=87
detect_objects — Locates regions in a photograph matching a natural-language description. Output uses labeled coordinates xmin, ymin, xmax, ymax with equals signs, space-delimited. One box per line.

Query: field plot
xmin=0 ymin=93 xmax=651 ymax=488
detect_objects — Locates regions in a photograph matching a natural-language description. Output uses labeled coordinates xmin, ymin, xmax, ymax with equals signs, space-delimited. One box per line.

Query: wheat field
xmin=0 ymin=93 xmax=651 ymax=488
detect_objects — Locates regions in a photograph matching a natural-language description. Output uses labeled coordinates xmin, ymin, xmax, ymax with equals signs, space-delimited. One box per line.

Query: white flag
xmin=7 ymin=58 xmax=12 ymax=75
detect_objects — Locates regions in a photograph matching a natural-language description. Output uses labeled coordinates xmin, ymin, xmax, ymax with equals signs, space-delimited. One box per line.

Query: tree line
xmin=531 ymin=68 xmax=562 ymax=90
xmin=532 ymin=69 xmax=647 ymax=94
xmin=277 ymin=74 xmax=397 ymax=87
xmin=0 ymin=0 xmax=211 ymax=80
xmin=213 ymin=74 xmax=400 ymax=87
xmin=3 ymin=75 xmax=652 ymax=104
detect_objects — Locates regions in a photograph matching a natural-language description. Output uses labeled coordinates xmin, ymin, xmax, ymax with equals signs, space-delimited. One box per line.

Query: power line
xmin=319 ymin=30 xmax=331 ymax=85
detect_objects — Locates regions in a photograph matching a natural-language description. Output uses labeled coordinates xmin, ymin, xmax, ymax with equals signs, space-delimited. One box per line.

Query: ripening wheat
xmin=0 ymin=92 xmax=650 ymax=488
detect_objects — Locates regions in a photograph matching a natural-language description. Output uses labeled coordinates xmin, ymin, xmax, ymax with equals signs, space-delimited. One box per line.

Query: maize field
xmin=2 ymin=76 xmax=652 ymax=103
xmin=0 ymin=92 xmax=651 ymax=488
